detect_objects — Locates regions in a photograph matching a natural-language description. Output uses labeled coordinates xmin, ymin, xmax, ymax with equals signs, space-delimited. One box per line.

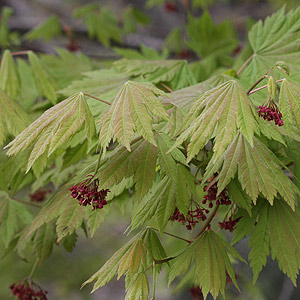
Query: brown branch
xmin=84 ymin=93 xmax=111 ymax=106
xmin=191 ymin=205 xmax=219 ymax=242
xmin=11 ymin=50 xmax=31 ymax=56
xmin=236 ymin=54 xmax=255 ymax=76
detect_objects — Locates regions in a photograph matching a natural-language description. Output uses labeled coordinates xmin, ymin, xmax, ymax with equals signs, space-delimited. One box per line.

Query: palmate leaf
xmin=83 ymin=228 xmax=165 ymax=293
xmin=246 ymin=199 xmax=300 ymax=285
xmin=0 ymin=88 xmax=31 ymax=146
xmin=170 ymin=80 xmax=259 ymax=162
xmin=169 ymin=231 xmax=245 ymax=299
xmin=204 ymin=133 xmax=299 ymax=208
xmin=5 ymin=92 xmax=96 ymax=173
xmin=33 ymin=222 xmax=56 ymax=265
xmin=59 ymin=69 xmax=129 ymax=102
xmin=28 ymin=51 xmax=57 ymax=104
xmin=0 ymin=192 xmax=32 ymax=247
xmin=0 ymin=50 xmax=21 ymax=99
xmin=279 ymin=79 xmax=300 ymax=133
xmin=114 ymin=59 xmax=196 ymax=90
xmin=241 ymin=7 xmax=300 ymax=83
xmin=99 ymin=81 xmax=169 ymax=152
xmin=42 ymin=48 xmax=93 ymax=89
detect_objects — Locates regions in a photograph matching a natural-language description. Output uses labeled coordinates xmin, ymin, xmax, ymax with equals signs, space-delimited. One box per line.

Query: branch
xmin=152 ymin=228 xmax=191 ymax=244
xmin=248 ymin=79 xmax=285 ymax=95
xmin=191 ymin=204 xmax=219 ymax=242
xmin=236 ymin=54 xmax=255 ymax=76
xmin=84 ymin=93 xmax=111 ymax=106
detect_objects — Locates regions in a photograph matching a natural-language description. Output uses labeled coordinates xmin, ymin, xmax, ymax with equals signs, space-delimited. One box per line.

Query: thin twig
xmin=12 ymin=197 xmax=41 ymax=208
xmin=160 ymin=83 xmax=174 ymax=93
xmin=236 ymin=54 xmax=255 ymax=76
xmin=191 ymin=205 xmax=219 ymax=242
xmin=11 ymin=50 xmax=31 ymax=56
xmin=152 ymin=228 xmax=191 ymax=244
xmin=84 ymin=93 xmax=111 ymax=106
xmin=248 ymin=79 xmax=285 ymax=95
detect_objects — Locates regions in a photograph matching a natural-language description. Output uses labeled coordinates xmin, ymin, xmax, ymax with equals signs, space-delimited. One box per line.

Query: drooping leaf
xmin=61 ymin=231 xmax=78 ymax=252
xmin=99 ymin=81 xmax=169 ymax=152
xmin=241 ymin=7 xmax=300 ymax=83
xmin=204 ymin=133 xmax=299 ymax=208
xmin=28 ymin=51 xmax=57 ymax=104
xmin=86 ymin=206 xmax=110 ymax=238
xmin=33 ymin=222 xmax=56 ymax=264
xmin=114 ymin=59 xmax=197 ymax=90
xmin=0 ymin=49 xmax=21 ymax=98
xmin=169 ymin=231 xmax=244 ymax=299
xmin=125 ymin=273 xmax=149 ymax=300
xmin=0 ymin=88 xmax=31 ymax=146
xmin=170 ymin=80 xmax=259 ymax=162
xmin=5 ymin=92 xmax=96 ymax=173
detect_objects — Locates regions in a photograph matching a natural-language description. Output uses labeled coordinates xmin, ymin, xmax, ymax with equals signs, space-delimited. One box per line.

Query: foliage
xmin=1 ymin=4 xmax=300 ymax=300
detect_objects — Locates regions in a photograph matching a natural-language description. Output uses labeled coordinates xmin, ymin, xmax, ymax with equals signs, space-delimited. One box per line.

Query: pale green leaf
xmin=125 ymin=273 xmax=149 ymax=300
xmin=86 ymin=206 xmax=110 ymax=238
xmin=99 ymin=81 xmax=169 ymax=151
xmin=5 ymin=92 xmax=96 ymax=173
xmin=33 ymin=222 xmax=56 ymax=264
xmin=0 ymin=49 xmax=21 ymax=98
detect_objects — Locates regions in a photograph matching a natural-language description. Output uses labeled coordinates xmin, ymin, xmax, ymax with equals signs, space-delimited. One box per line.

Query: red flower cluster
xmin=164 ymin=1 xmax=178 ymax=12
xmin=29 ymin=189 xmax=51 ymax=203
xmin=202 ymin=183 xmax=231 ymax=207
xmin=69 ymin=176 xmax=110 ymax=210
xmin=219 ymin=216 xmax=242 ymax=232
xmin=257 ymin=99 xmax=283 ymax=126
xmin=170 ymin=207 xmax=208 ymax=230
xmin=10 ymin=281 xmax=47 ymax=300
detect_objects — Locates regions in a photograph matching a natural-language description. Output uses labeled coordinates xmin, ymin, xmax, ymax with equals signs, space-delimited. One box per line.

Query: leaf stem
xmin=84 ymin=93 xmax=111 ymax=106
xmin=236 ymin=54 xmax=255 ymax=76
xmin=247 ymin=66 xmax=275 ymax=95
xmin=160 ymin=83 xmax=174 ymax=93
xmin=152 ymin=228 xmax=191 ymax=244
xmin=152 ymin=262 xmax=156 ymax=300
xmin=248 ymin=79 xmax=285 ymax=95
xmin=11 ymin=197 xmax=41 ymax=208
xmin=28 ymin=260 xmax=38 ymax=279
xmin=11 ymin=50 xmax=31 ymax=56
xmin=94 ymin=148 xmax=103 ymax=176
xmin=191 ymin=204 xmax=219 ymax=242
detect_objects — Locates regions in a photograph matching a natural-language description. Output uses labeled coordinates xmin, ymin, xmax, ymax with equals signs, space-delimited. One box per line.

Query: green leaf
xmin=86 ymin=207 xmax=109 ymax=238
xmin=56 ymin=199 xmax=85 ymax=242
xmin=99 ymin=81 xmax=169 ymax=151
xmin=61 ymin=231 xmax=78 ymax=252
xmin=33 ymin=223 xmax=56 ymax=264
xmin=0 ymin=50 xmax=21 ymax=98
xmin=170 ymin=80 xmax=259 ymax=162
xmin=170 ymin=231 xmax=244 ymax=299
xmin=28 ymin=51 xmax=57 ymax=104
xmin=125 ymin=273 xmax=149 ymax=300
xmin=42 ymin=48 xmax=93 ymax=89
xmin=185 ymin=11 xmax=238 ymax=58
xmin=248 ymin=201 xmax=270 ymax=283
xmin=114 ymin=59 xmax=197 ymax=90
xmin=24 ymin=15 xmax=62 ymax=42
xmin=0 ymin=88 xmax=31 ymax=146
xmin=205 ymin=133 xmax=299 ymax=208
xmin=241 ymin=7 xmax=300 ymax=82
xmin=5 ymin=92 xmax=96 ymax=173
xmin=269 ymin=199 xmax=300 ymax=285
xmin=59 ymin=69 xmax=128 ymax=103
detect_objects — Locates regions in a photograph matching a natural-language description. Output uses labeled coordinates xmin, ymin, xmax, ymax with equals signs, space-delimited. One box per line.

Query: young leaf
xmin=170 ymin=80 xmax=259 ymax=162
xmin=5 ymin=92 xmax=96 ymax=172
xmin=114 ymin=59 xmax=196 ymax=90
xmin=33 ymin=222 xmax=56 ymax=265
xmin=0 ymin=49 xmax=21 ymax=98
xmin=205 ymin=133 xmax=299 ymax=208
xmin=99 ymin=81 xmax=169 ymax=152
xmin=28 ymin=51 xmax=57 ymax=104
xmin=85 ymin=206 xmax=110 ymax=238
xmin=125 ymin=273 xmax=149 ymax=300
xmin=0 ymin=89 xmax=31 ymax=146
xmin=241 ymin=7 xmax=300 ymax=82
